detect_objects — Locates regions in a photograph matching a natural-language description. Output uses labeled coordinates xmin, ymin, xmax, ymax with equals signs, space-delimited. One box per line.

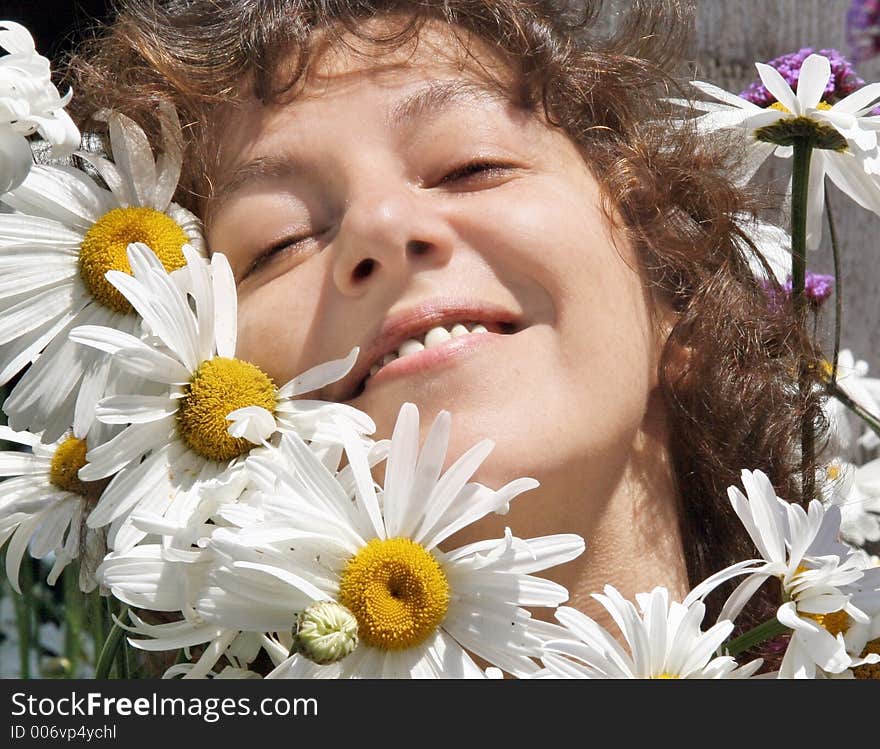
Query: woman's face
xmin=206 ymin=22 xmax=668 ymax=543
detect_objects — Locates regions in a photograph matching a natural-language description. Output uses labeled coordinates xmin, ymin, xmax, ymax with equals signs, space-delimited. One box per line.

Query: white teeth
xmin=397 ymin=339 xmax=425 ymax=357
xmin=366 ymin=320 xmax=506 ymax=382
xmin=424 ymin=326 xmax=453 ymax=349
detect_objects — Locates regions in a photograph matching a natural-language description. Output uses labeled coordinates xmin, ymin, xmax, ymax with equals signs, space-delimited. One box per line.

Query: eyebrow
xmin=385 ymin=78 xmax=513 ymax=128
xmin=208 ymin=78 xmax=514 ymax=217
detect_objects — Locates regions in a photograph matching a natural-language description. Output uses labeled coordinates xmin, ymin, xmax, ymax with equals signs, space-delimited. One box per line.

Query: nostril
xmin=406 ymin=239 xmax=431 ymax=256
xmin=352 ymin=258 xmax=375 ymax=281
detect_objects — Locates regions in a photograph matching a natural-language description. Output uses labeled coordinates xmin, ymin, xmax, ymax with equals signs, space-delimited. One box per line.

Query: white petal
xmin=152 ymin=102 xmax=184 ymax=210
xmin=108 ymin=110 xmax=158 ymax=208
xmin=182 ymin=244 xmax=215 ymax=361
xmin=805 ymin=151 xmax=827 ymax=251
xmin=72 ymin=349 xmax=112 ymax=438
xmin=95 ymin=394 xmax=178 ymax=424
xmin=382 ymin=402 xmax=421 ymax=538
xmin=209 ymin=250 xmax=237 ymax=358
xmin=1 ymin=164 xmax=110 ymax=230
xmin=277 ymin=347 xmax=359 ymax=398
xmin=0 ymin=129 xmax=34 ymax=193
xmin=824 ymin=152 xmax=880 ymax=215
xmin=834 ymin=82 xmax=880 ymax=115
xmin=691 ymin=80 xmax=759 ymax=110
xmin=797 ymin=54 xmax=832 ymax=110
xmin=0 ymin=283 xmax=84 ymax=345
xmin=86 ymin=443 xmax=178 ymax=528
xmin=415 ymin=438 xmax=496 ymax=543
xmin=226 ymin=406 xmax=276 ymax=443
xmin=80 ymin=418 xmax=172 ymax=480
xmin=0 ymin=308 xmax=79 ymax=385
xmin=755 ymin=62 xmax=801 ymax=113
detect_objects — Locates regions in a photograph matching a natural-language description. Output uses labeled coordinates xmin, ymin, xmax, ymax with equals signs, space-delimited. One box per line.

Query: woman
xmin=66 ymin=0 xmax=824 ymax=636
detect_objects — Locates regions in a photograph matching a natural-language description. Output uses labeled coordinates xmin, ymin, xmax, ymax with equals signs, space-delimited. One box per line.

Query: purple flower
xmin=739 ymin=48 xmax=866 ymax=106
xmin=786 ymin=272 xmax=836 ymax=306
xmin=760 ymin=272 xmax=835 ymax=310
xmin=847 ymin=0 xmax=880 ymax=63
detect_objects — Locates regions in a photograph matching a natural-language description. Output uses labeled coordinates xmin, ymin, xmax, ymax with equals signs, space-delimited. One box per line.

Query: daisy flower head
xmin=0 ymin=20 xmax=80 ymax=193
xmin=722 ymin=468 xmax=880 ymax=678
xmin=69 ymin=243 xmax=374 ymax=552
xmin=818 ymin=349 xmax=880 ymax=457
xmin=0 ymin=423 xmax=110 ymax=594
xmin=0 ymin=103 xmax=202 ymax=443
xmin=671 ymin=52 xmax=880 ymax=249
xmin=100 ymin=402 xmax=585 ymax=678
xmin=540 ymin=587 xmax=763 ymax=679
xmin=821 ymin=457 xmax=880 ymax=549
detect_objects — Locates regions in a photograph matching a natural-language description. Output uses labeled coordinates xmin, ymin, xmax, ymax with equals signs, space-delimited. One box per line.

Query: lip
xmin=330 ymin=299 xmax=522 ymax=401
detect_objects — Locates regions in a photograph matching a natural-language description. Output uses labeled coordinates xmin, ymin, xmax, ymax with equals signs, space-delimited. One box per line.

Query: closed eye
xmin=244 ymin=232 xmax=322 ymax=279
xmin=438 ymin=160 xmax=516 ymax=186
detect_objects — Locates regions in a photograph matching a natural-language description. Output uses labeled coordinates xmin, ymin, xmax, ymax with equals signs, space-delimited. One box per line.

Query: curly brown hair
xmin=64 ymin=0 xmax=828 ymax=632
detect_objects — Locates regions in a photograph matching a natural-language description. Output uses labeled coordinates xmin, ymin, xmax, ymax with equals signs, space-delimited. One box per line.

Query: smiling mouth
xmin=350 ymin=319 xmax=518 ymax=398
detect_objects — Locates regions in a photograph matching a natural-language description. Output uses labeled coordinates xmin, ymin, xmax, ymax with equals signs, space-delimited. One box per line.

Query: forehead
xmin=209 ymin=19 xmax=524 ymax=174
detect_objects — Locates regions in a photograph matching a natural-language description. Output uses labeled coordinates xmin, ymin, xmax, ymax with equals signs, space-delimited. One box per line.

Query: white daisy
xmin=822 ymin=458 xmax=880 ymax=548
xmin=69 ymin=243 xmax=374 ymax=552
xmin=820 ymin=349 xmax=880 ymax=457
xmin=540 ymin=586 xmax=763 ymax=679
xmin=0 ymin=20 xmax=79 ymax=192
xmin=720 ymin=468 xmax=880 ymax=678
xmin=99 ymin=403 xmax=585 ymax=678
xmin=671 ymin=53 xmax=880 ymax=249
xmin=0 ymin=103 xmax=202 ymax=443
xmin=0 ymin=423 xmax=107 ymax=594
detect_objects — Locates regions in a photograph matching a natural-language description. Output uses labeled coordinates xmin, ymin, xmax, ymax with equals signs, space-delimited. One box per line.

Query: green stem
xmin=94 ymin=604 xmax=129 ymax=680
xmin=63 ymin=564 xmax=82 ymax=678
xmin=725 ymin=617 xmax=790 ymax=658
xmin=12 ymin=559 xmax=34 ymax=679
xmin=88 ymin=589 xmax=106 ymax=672
xmin=825 ymin=194 xmax=843 ymax=388
xmin=790 ymin=137 xmax=815 ymax=501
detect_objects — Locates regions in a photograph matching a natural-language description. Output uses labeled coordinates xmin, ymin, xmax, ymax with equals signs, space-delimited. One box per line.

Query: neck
xmin=537 ymin=388 xmax=689 ymax=632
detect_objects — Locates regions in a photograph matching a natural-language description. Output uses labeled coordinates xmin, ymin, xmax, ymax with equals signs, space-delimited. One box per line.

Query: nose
xmin=331 ymin=181 xmax=454 ymax=295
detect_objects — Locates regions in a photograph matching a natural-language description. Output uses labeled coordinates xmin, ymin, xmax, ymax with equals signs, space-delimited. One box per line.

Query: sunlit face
xmin=206 ymin=20 xmax=669 ymax=549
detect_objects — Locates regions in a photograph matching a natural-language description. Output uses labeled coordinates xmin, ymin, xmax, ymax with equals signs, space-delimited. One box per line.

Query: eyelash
xmin=244 ymin=161 xmax=514 ymax=278
xmin=439 ymin=160 xmax=513 ymax=185
xmin=245 ymin=233 xmax=317 ymax=278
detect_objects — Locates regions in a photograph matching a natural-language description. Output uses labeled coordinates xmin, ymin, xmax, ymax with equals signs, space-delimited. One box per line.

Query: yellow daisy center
xmin=176 ymin=357 xmax=277 ymax=462
xmin=826 ymin=462 xmax=841 ymax=481
xmin=338 ymin=537 xmax=450 ymax=651
xmin=769 ymin=101 xmax=833 ymax=113
xmin=853 ymin=638 xmax=880 ymax=679
xmin=654 ymin=673 xmax=680 ymax=679
xmin=79 ymin=207 xmax=188 ymax=313
xmin=801 ymin=609 xmax=851 ymax=637
xmin=48 ymin=436 xmax=106 ymax=503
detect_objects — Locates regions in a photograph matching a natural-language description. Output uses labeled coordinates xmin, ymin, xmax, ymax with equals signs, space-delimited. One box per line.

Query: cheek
xmin=233 ymin=274 xmax=323 ymax=383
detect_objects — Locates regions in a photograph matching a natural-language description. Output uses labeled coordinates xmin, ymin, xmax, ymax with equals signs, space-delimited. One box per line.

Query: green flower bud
xmin=292 ymin=601 xmax=359 ymax=665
